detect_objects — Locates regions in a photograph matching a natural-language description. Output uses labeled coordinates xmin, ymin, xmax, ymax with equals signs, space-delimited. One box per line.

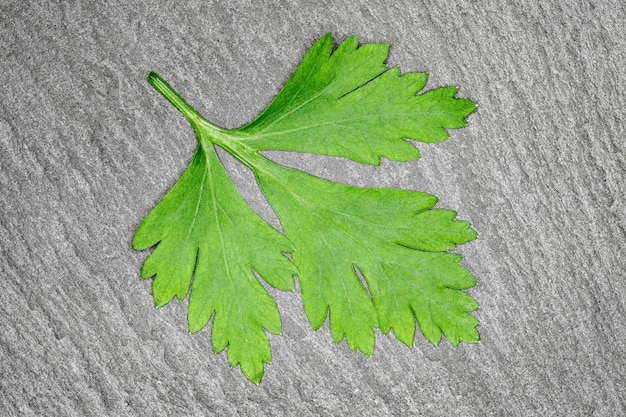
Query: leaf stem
xmin=146 ymin=71 xmax=205 ymax=125
xmin=146 ymin=71 xmax=263 ymax=171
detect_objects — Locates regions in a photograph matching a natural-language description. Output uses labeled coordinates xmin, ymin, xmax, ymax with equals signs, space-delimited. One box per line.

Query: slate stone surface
xmin=1 ymin=1 xmax=624 ymax=415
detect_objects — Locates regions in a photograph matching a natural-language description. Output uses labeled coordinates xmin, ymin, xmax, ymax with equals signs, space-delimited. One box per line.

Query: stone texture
xmin=1 ymin=1 xmax=624 ymax=415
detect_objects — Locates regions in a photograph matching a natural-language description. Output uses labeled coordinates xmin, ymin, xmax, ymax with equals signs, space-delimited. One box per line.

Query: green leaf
xmin=133 ymin=33 xmax=479 ymax=383
xmin=235 ymin=33 xmax=476 ymax=165
xmin=132 ymin=135 xmax=296 ymax=384
xmin=254 ymin=157 xmax=479 ymax=351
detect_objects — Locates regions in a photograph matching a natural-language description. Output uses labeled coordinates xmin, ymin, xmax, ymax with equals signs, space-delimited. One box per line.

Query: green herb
xmin=133 ymin=33 xmax=478 ymax=384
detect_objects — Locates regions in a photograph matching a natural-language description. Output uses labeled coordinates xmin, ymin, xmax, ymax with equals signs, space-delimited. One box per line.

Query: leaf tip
xmin=245 ymin=369 xmax=264 ymax=385
xmin=317 ymin=32 xmax=334 ymax=48
xmin=131 ymin=233 xmax=148 ymax=251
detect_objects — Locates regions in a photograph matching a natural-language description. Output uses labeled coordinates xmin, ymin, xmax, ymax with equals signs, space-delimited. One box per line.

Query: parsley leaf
xmin=132 ymin=129 xmax=296 ymax=384
xmin=254 ymin=158 xmax=479 ymax=352
xmin=236 ymin=34 xmax=476 ymax=165
xmin=133 ymin=34 xmax=478 ymax=383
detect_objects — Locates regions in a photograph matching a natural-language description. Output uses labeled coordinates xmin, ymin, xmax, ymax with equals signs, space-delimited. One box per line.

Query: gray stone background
xmin=1 ymin=1 xmax=624 ymax=415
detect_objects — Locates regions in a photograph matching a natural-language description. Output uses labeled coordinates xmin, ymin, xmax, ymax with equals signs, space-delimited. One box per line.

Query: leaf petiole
xmin=146 ymin=72 xmax=205 ymax=124
xmin=146 ymin=72 xmax=265 ymax=173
